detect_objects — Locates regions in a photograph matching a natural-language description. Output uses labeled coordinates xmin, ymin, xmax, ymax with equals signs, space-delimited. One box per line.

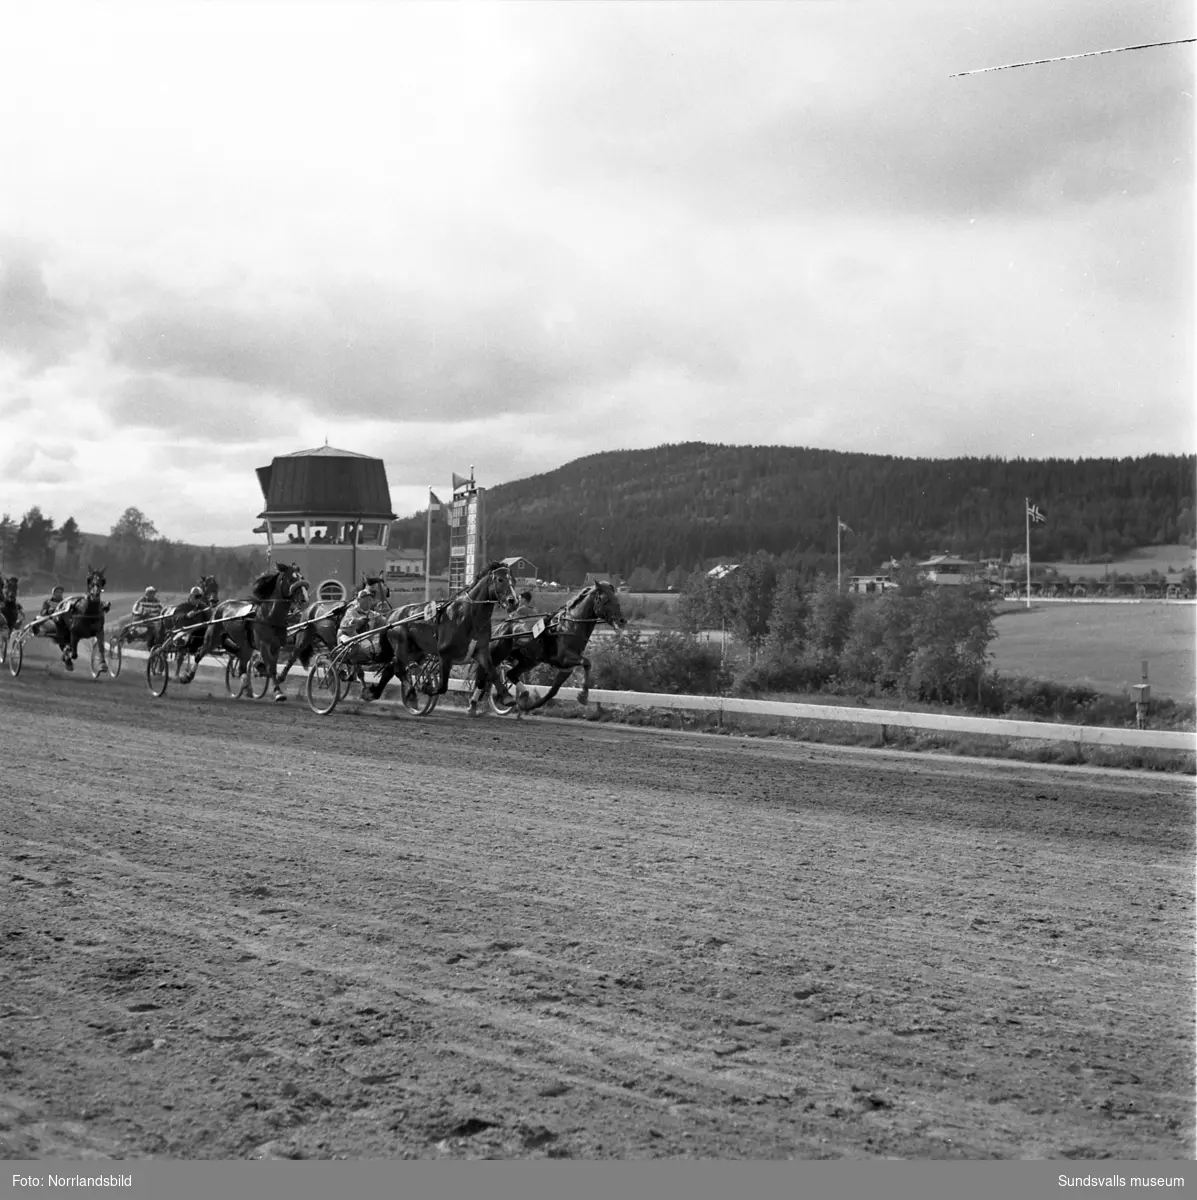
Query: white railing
xmin=113 ymin=646 xmax=1195 ymax=752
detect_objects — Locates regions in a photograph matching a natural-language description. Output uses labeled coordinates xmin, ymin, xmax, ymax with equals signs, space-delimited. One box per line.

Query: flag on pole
xmin=452 ymin=471 xmax=471 ymax=492
xmin=1027 ymin=504 xmax=1047 ymax=524
xmin=428 ymin=490 xmax=444 ymax=513
xmin=838 ymin=519 xmax=853 ymax=533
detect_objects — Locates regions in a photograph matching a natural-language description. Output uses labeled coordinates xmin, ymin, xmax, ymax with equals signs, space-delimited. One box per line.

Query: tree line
xmin=475 ymin=444 xmax=1195 ymax=586
xmin=0 ymin=506 xmax=266 ymax=595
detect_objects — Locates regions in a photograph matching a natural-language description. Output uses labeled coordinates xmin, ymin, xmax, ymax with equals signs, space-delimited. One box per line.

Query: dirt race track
xmin=2 ymin=640 xmax=1193 ymax=1161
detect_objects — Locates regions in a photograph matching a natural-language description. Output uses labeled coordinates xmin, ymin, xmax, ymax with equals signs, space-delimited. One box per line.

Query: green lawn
xmin=991 ymin=602 xmax=1196 ymax=701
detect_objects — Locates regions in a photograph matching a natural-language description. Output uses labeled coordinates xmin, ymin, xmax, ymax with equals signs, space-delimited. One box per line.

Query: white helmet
xmin=145 ymin=586 xmax=157 ymax=596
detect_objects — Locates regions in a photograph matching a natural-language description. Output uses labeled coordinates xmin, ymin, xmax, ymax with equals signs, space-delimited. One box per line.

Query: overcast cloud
xmin=0 ymin=1 xmax=1191 ymax=546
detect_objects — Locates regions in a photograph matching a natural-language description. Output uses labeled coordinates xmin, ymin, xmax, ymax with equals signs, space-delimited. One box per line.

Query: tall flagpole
xmin=837 ymin=518 xmax=842 ymax=592
xmin=1025 ymin=497 xmax=1031 ymax=610
xmin=424 ymin=489 xmax=433 ymax=603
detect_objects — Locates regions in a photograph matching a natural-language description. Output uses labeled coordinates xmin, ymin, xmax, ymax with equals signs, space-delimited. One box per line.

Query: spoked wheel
xmin=173 ymin=648 xmax=196 ymax=684
xmin=245 ymin=651 xmax=270 ymax=699
xmin=146 ymin=645 xmax=169 ymax=697
xmin=337 ymin=663 xmax=357 ymax=700
xmin=225 ymin=655 xmax=247 ymax=699
xmin=106 ymin=634 xmax=123 ymax=678
xmin=88 ymin=638 xmax=110 ymax=678
xmin=306 ymin=653 xmax=341 ymax=715
xmin=401 ymin=655 xmax=442 ymax=716
xmin=0 ymin=630 xmax=7 ymax=667
xmin=7 ymin=633 xmax=23 ymax=677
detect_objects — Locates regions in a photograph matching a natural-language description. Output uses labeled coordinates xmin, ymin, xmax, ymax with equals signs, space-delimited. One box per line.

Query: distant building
xmin=500 ymin=556 xmax=538 ymax=587
xmin=917 ymin=554 xmax=980 ymax=585
xmin=848 ymin=574 xmax=897 ymax=595
xmin=707 ymin=564 xmax=740 ymax=580
xmin=386 ymin=549 xmax=426 ymax=577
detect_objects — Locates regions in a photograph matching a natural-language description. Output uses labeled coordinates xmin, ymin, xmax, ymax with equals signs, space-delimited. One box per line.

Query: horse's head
xmin=591 ymin=580 xmax=628 ymax=630
xmin=1 ymin=576 xmax=17 ymax=603
xmin=486 ymin=563 xmax=517 ymax=608
xmin=360 ymin=574 xmax=390 ymax=604
xmin=199 ymin=575 xmax=220 ymax=604
xmin=86 ymin=565 xmax=107 ymax=600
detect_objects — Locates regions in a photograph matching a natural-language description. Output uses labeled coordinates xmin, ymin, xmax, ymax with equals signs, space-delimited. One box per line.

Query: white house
xmin=386 ymin=549 xmax=426 ymax=577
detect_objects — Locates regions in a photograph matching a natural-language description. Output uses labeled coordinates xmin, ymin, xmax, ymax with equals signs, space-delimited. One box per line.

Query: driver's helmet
xmin=189 ymin=586 xmax=204 ymax=600
xmin=52 ymin=586 xmax=64 ymax=596
xmin=356 ymin=588 xmax=375 ymax=607
xmin=145 ymin=586 xmax=157 ymax=596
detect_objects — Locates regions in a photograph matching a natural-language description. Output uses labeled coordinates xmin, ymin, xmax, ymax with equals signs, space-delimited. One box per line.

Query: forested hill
xmin=394 ymin=443 xmax=1196 ymax=586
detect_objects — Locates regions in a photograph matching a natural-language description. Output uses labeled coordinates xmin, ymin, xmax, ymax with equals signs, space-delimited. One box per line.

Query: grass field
xmin=992 ymin=602 xmax=1196 ymax=702
xmin=1045 ymin=543 xmax=1196 ymax=580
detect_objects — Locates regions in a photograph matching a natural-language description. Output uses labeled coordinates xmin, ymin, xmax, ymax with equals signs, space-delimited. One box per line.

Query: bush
xmin=734 ymin=650 xmax=835 ymax=696
xmin=590 ymin=629 xmax=731 ymax=695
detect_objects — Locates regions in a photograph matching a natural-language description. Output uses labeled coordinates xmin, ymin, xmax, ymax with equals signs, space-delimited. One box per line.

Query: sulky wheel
xmin=106 ymin=634 xmax=123 ymax=678
xmin=224 ymin=655 xmax=247 ymax=699
xmin=401 ymin=655 xmax=441 ymax=716
xmin=146 ymin=645 xmax=169 ymax=697
xmin=246 ymin=651 xmax=270 ymax=699
xmin=337 ymin=663 xmax=356 ymax=701
xmin=7 ymin=632 xmax=23 ymax=677
xmin=0 ymin=629 xmax=7 ymax=667
xmin=306 ymin=653 xmax=341 ymax=715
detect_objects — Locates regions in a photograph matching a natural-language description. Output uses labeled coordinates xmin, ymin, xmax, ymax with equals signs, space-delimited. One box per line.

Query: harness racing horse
xmin=190 ymin=563 xmax=307 ymax=700
xmin=483 ymin=580 xmax=627 ymax=715
xmin=0 ymin=576 xmax=22 ymax=661
xmin=276 ymin=574 xmax=392 ymax=689
xmin=52 ymin=566 xmax=111 ymax=673
xmin=368 ymin=562 xmax=517 ymax=714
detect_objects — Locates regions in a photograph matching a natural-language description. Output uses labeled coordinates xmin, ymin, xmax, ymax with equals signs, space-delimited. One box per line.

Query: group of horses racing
xmin=0 ymin=563 xmax=627 ymax=719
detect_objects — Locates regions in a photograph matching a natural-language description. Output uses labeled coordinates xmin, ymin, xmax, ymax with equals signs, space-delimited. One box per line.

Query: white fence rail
xmin=112 ymin=645 xmax=1194 ymax=752
xmin=446 ymin=680 xmax=1193 ymax=752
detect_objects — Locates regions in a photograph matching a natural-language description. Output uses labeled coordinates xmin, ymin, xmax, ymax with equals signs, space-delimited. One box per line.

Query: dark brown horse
xmin=190 ymin=564 xmax=307 ymax=700
xmin=276 ymin=575 xmax=391 ymax=688
xmin=152 ymin=575 xmax=222 ymax=666
xmin=53 ymin=565 xmax=111 ymax=673
xmin=0 ymin=576 xmax=22 ymax=637
xmin=368 ymin=562 xmax=517 ymax=714
xmin=481 ymin=580 xmax=627 ymax=714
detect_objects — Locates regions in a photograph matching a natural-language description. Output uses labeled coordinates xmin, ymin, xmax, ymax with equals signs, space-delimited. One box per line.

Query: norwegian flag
xmin=1027 ymin=503 xmax=1047 ymax=524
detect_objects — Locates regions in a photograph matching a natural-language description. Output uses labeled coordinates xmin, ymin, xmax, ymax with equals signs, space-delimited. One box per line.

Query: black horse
xmin=53 ymin=565 xmax=110 ymax=673
xmin=481 ymin=580 xmax=627 ymax=714
xmin=276 ymin=574 xmax=391 ymax=689
xmin=191 ymin=563 xmax=307 ymax=700
xmin=368 ymin=562 xmax=517 ymax=713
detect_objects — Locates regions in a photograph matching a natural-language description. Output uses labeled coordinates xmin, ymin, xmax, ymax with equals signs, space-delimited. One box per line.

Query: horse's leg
xmin=519 ymin=666 xmax=574 ymax=713
xmin=368 ymin=630 xmax=400 ymax=700
xmin=276 ymin=630 xmax=301 ymax=685
xmin=266 ymin=632 xmax=287 ymax=702
xmin=577 ymin=653 xmax=593 ymax=705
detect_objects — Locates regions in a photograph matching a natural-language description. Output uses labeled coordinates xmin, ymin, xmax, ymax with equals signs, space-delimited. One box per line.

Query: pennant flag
xmin=838 ymin=519 xmax=853 ymax=533
xmin=1027 ymin=504 xmax=1047 ymax=524
xmin=452 ymin=471 xmax=471 ymax=492
xmin=428 ymin=490 xmax=444 ymax=513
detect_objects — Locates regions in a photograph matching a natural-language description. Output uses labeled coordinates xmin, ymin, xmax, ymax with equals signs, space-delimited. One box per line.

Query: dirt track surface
xmin=3 ymin=642 xmax=1193 ymax=1160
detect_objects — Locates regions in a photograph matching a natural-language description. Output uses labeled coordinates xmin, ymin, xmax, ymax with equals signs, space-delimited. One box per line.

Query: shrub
xmin=590 ymin=629 xmax=731 ymax=695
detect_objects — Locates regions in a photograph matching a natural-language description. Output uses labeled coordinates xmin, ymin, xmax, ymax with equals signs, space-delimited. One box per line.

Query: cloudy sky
xmin=1 ymin=1 xmax=1192 ymax=545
